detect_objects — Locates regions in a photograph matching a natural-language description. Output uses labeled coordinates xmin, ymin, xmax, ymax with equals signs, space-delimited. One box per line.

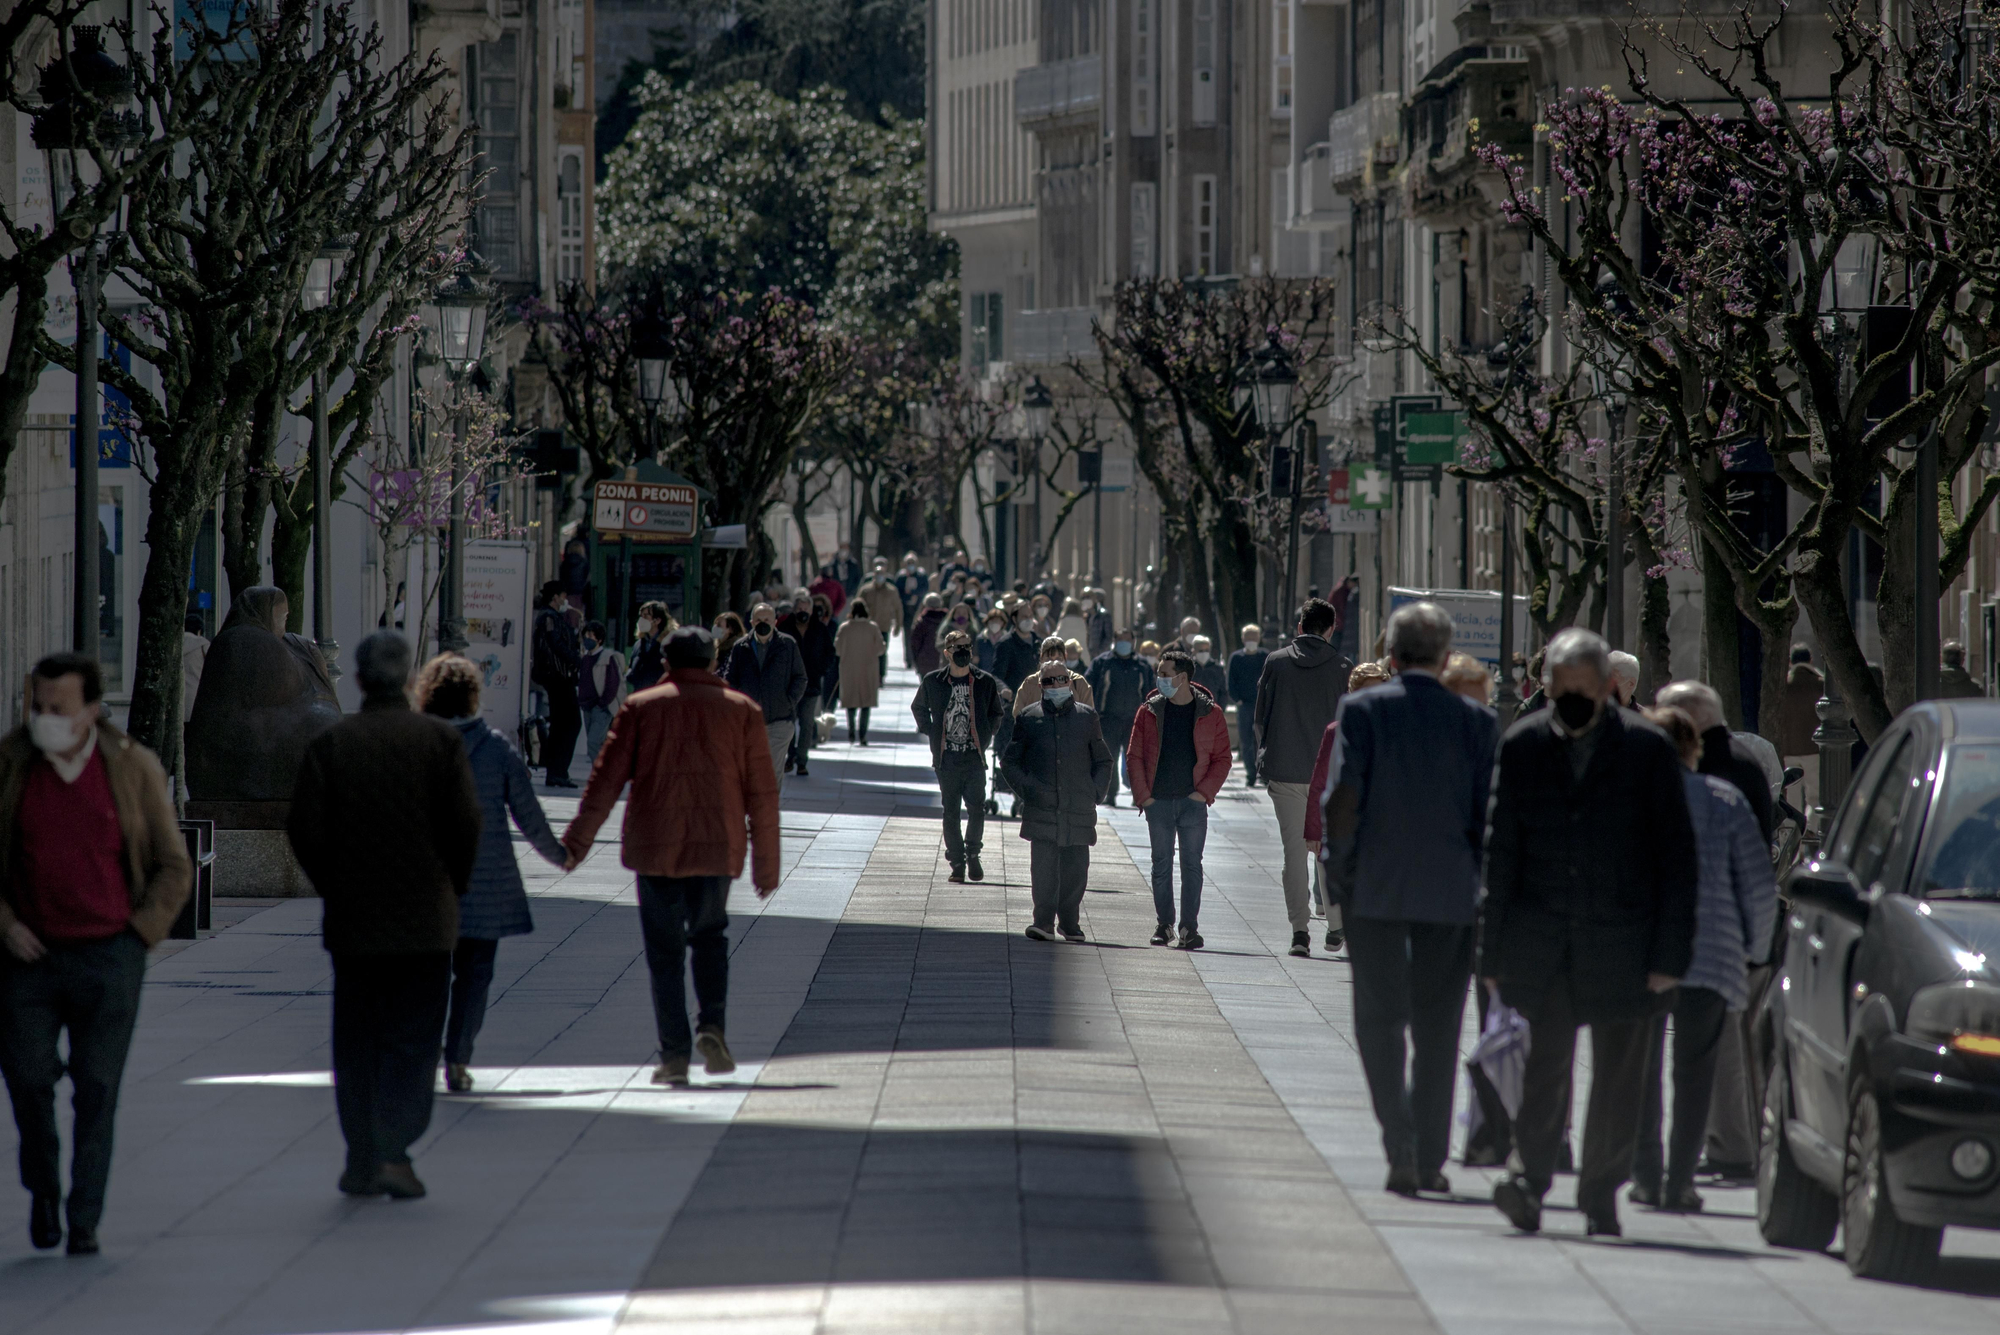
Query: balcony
xmin=1292 ymin=143 xmax=1343 ymax=229
xmin=1326 ymin=92 xmax=1402 ymax=193
xmin=1015 ymin=56 xmax=1102 ymax=130
xmin=1405 ymin=47 xmax=1533 ymax=219
xmin=1012 ymin=307 xmax=1100 ymax=364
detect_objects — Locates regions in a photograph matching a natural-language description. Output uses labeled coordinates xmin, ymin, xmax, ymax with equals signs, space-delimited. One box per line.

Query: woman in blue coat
xmin=416 ymin=654 xmax=568 ymax=1092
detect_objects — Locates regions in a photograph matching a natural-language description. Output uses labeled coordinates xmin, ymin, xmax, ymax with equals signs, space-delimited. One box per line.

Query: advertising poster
xmin=1388 ymin=585 xmax=1530 ymax=675
xmin=462 ymin=542 xmax=532 ymax=737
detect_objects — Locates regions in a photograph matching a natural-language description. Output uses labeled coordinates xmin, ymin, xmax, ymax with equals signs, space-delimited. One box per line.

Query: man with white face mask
xmin=0 ymin=653 xmax=191 ymax=1256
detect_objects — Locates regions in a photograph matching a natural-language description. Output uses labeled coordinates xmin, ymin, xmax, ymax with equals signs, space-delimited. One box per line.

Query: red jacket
xmin=563 ymin=667 xmax=781 ymax=889
xmin=1127 ymin=684 xmax=1232 ymax=807
xmin=1304 ymin=721 xmax=1339 ymax=843
xmin=809 ymin=575 xmax=847 ymax=616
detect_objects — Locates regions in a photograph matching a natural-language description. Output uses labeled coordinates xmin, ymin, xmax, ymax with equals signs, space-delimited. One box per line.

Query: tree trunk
xmin=1625 ymin=509 xmax=1673 ymax=702
xmin=127 ymin=484 xmax=206 ymax=777
xmin=1701 ymin=536 xmax=1744 ymax=729
xmin=1875 ymin=461 xmax=1916 ymax=717
xmin=271 ymin=497 xmax=311 ymax=633
xmin=1793 ymin=536 xmax=1893 ymax=743
xmin=220 ymin=449 xmax=268 ymax=603
xmin=0 ymin=268 xmax=53 ymax=516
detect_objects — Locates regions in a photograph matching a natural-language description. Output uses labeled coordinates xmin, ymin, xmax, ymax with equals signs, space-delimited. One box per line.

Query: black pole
xmin=1496 ymin=495 xmax=1520 ymax=728
xmin=73 ymin=238 xmax=99 ymax=655
xmin=1281 ymin=427 xmax=1303 ymax=626
xmin=312 ymin=366 xmax=340 ymax=679
xmin=1916 ymin=423 xmax=1940 ymax=701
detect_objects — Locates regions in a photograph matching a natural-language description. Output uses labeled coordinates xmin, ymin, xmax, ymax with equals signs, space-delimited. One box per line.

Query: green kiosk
xmin=588 ymin=460 xmax=709 ymax=647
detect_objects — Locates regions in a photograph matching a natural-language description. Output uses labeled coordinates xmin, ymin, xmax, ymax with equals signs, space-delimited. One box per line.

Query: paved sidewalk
xmin=9 ymin=658 xmax=2000 ymax=1333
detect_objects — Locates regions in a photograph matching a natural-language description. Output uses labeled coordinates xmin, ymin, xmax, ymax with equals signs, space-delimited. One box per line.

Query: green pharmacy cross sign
xmin=1349 ymin=463 xmax=1393 ymax=510
xmin=1401 ymin=411 xmax=1468 ymax=466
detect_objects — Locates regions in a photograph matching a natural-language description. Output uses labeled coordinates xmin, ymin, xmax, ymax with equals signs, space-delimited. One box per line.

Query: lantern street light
xmin=635 ymin=323 xmax=672 ymax=460
xmin=420 ymin=258 xmax=492 ymax=653
xmin=1244 ymin=334 xmax=1303 ymax=630
xmin=300 ymin=236 xmax=353 ymax=680
xmin=34 ymin=26 xmax=144 ymax=660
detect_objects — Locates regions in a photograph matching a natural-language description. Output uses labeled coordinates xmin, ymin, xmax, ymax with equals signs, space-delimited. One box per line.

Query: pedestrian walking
xmin=1014 ymin=637 xmax=1093 ymax=713
xmin=531 ymin=581 xmax=583 ymax=787
xmin=1086 ymin=630 xmax=1152 ymax=806
xmin=1319 ymin=605 xmax=1498 ymax=1196
xmin=1481 ymin=628 xmax=1698 ymax=1238
xmin=836 ymin=600 xmax=886 ymax=743
xmin=721 ymin=602 xmax=808 ymax=795
xmin=895 ymin=554 xmax=930 ymax=661
xmin=562 ymin=627 xmax=780 ymax=1086
xmin=1627 ymin=706 xmax=1778 ymax=1214
xmin=1940 ymin=639 xmax=1985 ymax=698
xmin=288 ymin=632 xmax=482 ymax=1201
xmin=625 ymin=601 xmax=670 ymax=693
xmin=1126 ymin=649 xmax=1231 ymax=949
xmin=1304 ymin=662 xmax=1393 ymax=858
xmin=576 ymin=620 xmax=626 ymax=765
xmin=1188 ymin=636 xmax=1228 ymax=709
xmin=912 ymin=630 xmax=1007 ymax=883
xmin=1608 ymin=650 xmax=1640 ymax=707
xmin=0 ymin=652 xmax=191 ymax=1255
xmin=1227 ymin=624 xmax=1268 ymax=786
xmin=712 ymin=611 xmax=746 ymax=665
xmin=808 ymin=564 xmax=847 ymax=617
xmin=1003 ymin=664 xmax=1113 ymax=942
xmin=1057 ymin=599 xmax=1090 ymax=648
xmin=414 ymin=655 xmax=567 ymax=1095
xmin=1654 ymin=681 xmax=1776 ymax=840
xmin=859 ymin=559 xmax=900 ymax=676
xmin=789 ymin=597 xmax=837 ymax=776
xmin=1330 ymin=574 xmax=1362 ymax=660
xmin=1255 ymin=598 xmax=1352 ymax=958
xmin=832 ymin=543 xmax=862 ymax=597
xmin=910 ymin=594 xmax=948 ymax=676
xmin=1082 ymin=588 xmax=1113 ymax=659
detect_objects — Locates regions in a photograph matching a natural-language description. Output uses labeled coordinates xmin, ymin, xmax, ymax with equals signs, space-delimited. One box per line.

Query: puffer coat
xmin=451 ymin=716 xmax=567 ymax=939
xmin=1002 ymin=698 xmax=1112 ymax=846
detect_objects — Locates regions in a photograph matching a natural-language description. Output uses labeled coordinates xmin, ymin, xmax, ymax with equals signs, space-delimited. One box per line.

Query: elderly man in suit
xmin=1322 ymin=602 xmax=1498 ymax=1196
xmin=1481 ymin=628 xmax=1698 ymax=1238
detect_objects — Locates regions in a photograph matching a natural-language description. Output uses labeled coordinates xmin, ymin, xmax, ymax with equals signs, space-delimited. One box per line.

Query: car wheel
xmin=1842 ymin=1080 xmax=1942 ymax=1281
xmin=1757 ymin=1047 xmax=1838 ymax=1251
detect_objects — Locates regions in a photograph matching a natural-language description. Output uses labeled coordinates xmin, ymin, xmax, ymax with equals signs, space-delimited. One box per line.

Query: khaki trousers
xmin=1267 ymin=780 xmax=1340 ymax=935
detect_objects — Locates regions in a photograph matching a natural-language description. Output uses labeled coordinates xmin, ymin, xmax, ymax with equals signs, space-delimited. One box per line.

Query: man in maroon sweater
xmin=0 ymin=653 xmax=191 ymax=1256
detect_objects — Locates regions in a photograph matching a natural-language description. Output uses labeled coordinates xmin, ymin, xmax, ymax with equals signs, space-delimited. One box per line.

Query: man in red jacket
xmin=563 ymin=626 xmax=780 ymax=1087
xmin=1127 ymin=649 xmax=1232 ymax=949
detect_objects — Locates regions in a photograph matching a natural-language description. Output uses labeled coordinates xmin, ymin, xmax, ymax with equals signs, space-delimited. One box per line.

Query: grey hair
xmin=1385 ymin=601 xmax=1454 ymax=667
xmin=1607 ymin=650 xmax=1640 ymax=684
xmin=1655 ymin=679 xmax=1724 ymax=731
xmin=354 ymin=630 xmax=414 ymax=696
xmin=1542 ymin=627 xmax=1610 ymax=684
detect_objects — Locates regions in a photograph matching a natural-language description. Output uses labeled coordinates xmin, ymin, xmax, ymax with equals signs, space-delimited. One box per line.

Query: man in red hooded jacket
xmin=1126 ymin=649 xmax=1232 ymax=949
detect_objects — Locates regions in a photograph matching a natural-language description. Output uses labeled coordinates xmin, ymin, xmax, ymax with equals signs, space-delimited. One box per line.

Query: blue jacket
xmin=1227 ymin=647 xmax=1267 ymax=706
xmin=1327 ymin=672 xmax=1498 ymax=924
xmin=451 ymin=717 xmax=567 ymax=939
xmin=1087 ymin=649 xmax=1154 ymax=722
xmin=1679 ymin=770 xmax=1779 ymax=1009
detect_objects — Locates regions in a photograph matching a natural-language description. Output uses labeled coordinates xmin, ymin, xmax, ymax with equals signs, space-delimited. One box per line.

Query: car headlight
xmin=1908 ymin=980 xmax=2000 ymax=1055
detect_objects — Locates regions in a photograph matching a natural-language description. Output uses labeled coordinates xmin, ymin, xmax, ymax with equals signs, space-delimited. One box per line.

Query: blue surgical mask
xmin=1155 ymin=676 xmax=1177 ymax=697
xmin=1114 ymin=640 xmax=1133 ymax=656
xmin=1043 ymin=687 xmax=1073 ymax=707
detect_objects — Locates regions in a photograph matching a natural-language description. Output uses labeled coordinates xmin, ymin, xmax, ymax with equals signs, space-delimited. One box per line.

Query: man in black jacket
xmin=531 ymin=582 xmax=583 ymax=787
xmin=788 ymin=599 xmax=838 ymax=778
xmin=912 ymin=630 xmax=1007 ymax=882
xmin=1003 ymin=664 xmax=1112 ymax=942
xmin=1255 ymin=598 xmax=1351 ymax=957
xmin=988 ymin=606 xmax=1042 ymax=813
xmin=1481 ymin=628 xmax=1698 ymax=1239
xmin=722 ymin=603 xmax=808 ymax=795
xmin=1086 ymin=631 xmax=1152 ymax=806
xmin=1227 ymin=624 xmax=1268 ymax=786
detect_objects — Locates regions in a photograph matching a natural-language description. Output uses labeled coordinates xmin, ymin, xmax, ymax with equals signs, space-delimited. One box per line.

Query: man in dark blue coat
xmin=1086 ymin=631 xmax=1152 ymax=806
xmin=1323 ymin=602 xmax=1497 ymax=1197
xmin=1003 ymin=665 xmax=1112 ymax=943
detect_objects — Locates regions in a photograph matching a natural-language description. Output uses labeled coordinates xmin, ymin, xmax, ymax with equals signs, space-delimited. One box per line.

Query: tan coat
xmin=1012 ymin=666 xmax=1093 ymax=715
xmin=835 ymin=617 xmax=888 ymax=708
xmin=0 ymin=721 xmax=192 ymax=946
xmin=856 ymin=577 xmax=901 ymax=634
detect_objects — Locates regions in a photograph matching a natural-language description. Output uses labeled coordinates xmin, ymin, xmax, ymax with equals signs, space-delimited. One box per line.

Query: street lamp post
xmin=423 ymin=262 xmax=490 ymax=654
xmin=34 ymin=27 xmax=141 ymax=657
xmin=1592 ymin=274 xmax=1635 ymax=654
xmin=1246 ymin=335 xmax=1301 ymax=627
xmin=301 ymin=237 xmax=352 ymax=679
xmin=1023 ymin=376 xmax=1052 ymax=581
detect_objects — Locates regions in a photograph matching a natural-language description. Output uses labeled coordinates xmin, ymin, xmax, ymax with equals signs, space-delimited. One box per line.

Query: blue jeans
xmin=1144 ymin=796 xmax=1208 ymax=929
xmin=583 ymin=705 xmax=614 ymax=764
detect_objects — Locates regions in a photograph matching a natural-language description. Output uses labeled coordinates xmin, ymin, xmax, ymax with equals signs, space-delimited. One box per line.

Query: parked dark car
xmin=1759 ymin=701 xmax=2000 ymax=1281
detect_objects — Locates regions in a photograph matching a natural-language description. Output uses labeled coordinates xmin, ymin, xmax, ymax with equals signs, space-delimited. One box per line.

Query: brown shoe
xmin=653 ymin=1053 xmax=691 ymax=1087
xmin=695 ymin=1025 xmax=736 ymax=1076
xmin=376 ymin=1162 xmax=426 ymax=1200
xmin=445 ymin=1063 xmax=473 ymax=1093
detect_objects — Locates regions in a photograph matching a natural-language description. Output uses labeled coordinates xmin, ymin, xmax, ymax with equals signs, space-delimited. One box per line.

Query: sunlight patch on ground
xmin=186 ymin=1065 xmax=762 ymax=1121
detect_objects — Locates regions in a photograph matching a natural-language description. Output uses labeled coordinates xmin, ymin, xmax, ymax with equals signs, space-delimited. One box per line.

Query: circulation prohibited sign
xmin=593 ymin=480 xmax=698 ymax=539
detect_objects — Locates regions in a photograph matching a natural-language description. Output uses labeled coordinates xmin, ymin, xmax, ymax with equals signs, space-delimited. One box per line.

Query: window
xmin=1131 ymin=0 xmax=1155 ymax=137
xmin=1847 ymin=736 xmax=1919 ymax=886
xmin=1920 ymin=745 xmax=2000 ymax=897
xmin=468 ymin=33 xmax=520 ymax=277
xmin=970 ymin=290 xmax=1004 ymax=367
xmin=1131 ymin=182 xmax=1157 ymax=278
xmin=1193 ymin=174 xmax=1217 ymax=276
xmin=557 ymin=149 xmax=585 ymax=284
xmin=1271 ymin=169 xmax=1311 ymax=276
xmin=1273 ymin=0 xmax=1293 ymax=115
xmin=1192 ymin=0 xmax=1216 ymax=126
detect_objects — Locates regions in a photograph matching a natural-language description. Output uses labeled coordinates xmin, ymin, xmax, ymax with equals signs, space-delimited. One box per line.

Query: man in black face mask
xmin=1480 ymin=628 xmax=1698 ymax=1239
xmin=912 ymin=630 xmax=1005 ymax=882
xmin=721 ymin=603 xmax=808 ymax=795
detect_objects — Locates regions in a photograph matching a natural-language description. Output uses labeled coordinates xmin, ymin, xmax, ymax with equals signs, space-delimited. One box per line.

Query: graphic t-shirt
xmin=944 ymin=680 xmax=977 ymax=752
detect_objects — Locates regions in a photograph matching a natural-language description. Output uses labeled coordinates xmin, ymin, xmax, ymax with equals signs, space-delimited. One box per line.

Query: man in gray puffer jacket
xmin=1003 ymin=663 xmax=1112 ymax=943
xmin=1254 ymin=597 xmax=1352 ymax=957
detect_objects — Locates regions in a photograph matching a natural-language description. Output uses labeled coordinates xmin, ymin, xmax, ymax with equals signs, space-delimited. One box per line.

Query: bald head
xmin=1655 ymin=680 xmax=1725 ymax=733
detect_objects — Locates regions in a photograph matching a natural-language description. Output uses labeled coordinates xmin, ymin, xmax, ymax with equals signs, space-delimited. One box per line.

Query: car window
xmin=1919 ymin=745 xmax=2000 ymax=898
xmin=1850 ymin=736 xmax=1918 ymax=888
xmin=1827 ymin=733 xmax=1902 ymax=866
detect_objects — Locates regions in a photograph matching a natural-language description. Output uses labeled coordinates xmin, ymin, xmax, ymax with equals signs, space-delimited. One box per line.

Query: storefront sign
xmin=593 ymin=480 xmax=698 ymax=539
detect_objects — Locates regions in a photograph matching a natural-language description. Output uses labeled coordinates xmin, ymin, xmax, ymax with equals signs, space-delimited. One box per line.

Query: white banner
xmin=463 ymin=542 xmax=533 ymax=738
xmin=1387 ymin=585 xmax=1530 ymax=675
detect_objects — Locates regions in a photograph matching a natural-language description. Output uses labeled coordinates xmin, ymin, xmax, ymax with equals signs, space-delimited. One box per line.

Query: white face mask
xmin=1243 ymin=638 xmax=1261 ymax=651
xmin=29 ymin=712 xmax=85 ymax=755
xmin=1195 ymin=651 xmax=1212 ymax=665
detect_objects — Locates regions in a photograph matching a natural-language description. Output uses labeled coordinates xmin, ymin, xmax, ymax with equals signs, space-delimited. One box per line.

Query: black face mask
xmin=950 ymin=648 xmax=971 ymax=667
xmin=754 ymin=622 xmax=774 ymax=638
xmin=1553 ymin=692 xmax=1599 ymax=731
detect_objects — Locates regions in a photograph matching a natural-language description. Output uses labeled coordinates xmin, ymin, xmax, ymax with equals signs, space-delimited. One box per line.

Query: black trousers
xmin=1509 ymin=975 xmax=1653 ymax=1217
xmin=541 ymin=677 xmax=582 ymax=782
xmin=1030 ymin=841 xmax=1090 ymax=933
xmin=1632 ymin=985 xmax=1731 ymax=1193
xmin=790 ymin=693 xmax=820 ymax=766
xmin=332 ymin=952 xmax=451 ymax=1172
xmin=1347 ymin=917 xmax=1474 ymax=1177
xmin=637 ymin=875 xmax=729 ymax=1059
xmin=0 ymin=932 xmax=145 ymax=1232
xmin=847 ymin=707 xmax=872 ymax=742
xmin=936 ymin=752 xmax=986 ymax=866
xmin=1099 ymin=715 xmax=1134 ymax=801
xmin=443 ymin=937 xmax=501 ymax=1066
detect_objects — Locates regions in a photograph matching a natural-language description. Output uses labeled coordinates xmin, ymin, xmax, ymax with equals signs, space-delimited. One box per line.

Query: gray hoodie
xmin=1253 ymin=634 xmax=1351 ymax=783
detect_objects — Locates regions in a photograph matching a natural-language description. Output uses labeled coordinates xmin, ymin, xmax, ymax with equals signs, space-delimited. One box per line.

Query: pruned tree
xmin=520 ymin=279 xmax=645 ymax=491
